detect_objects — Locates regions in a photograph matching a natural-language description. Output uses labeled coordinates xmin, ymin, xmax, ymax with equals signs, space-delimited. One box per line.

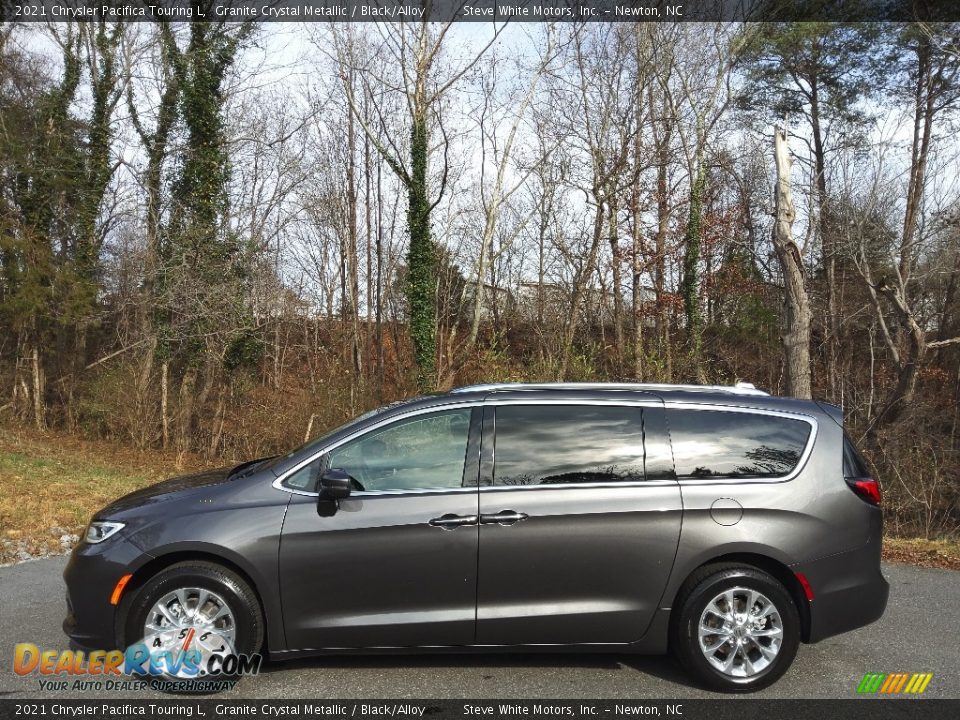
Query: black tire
xmin=122 ymin=561 xmax=264 ymax=692
xmin=670 ymin=563 xmax=800 ymax=693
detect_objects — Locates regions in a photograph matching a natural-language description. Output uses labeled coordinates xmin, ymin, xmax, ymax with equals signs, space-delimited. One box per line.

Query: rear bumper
xmin=795 ymin=532 xmax=889 ymax=643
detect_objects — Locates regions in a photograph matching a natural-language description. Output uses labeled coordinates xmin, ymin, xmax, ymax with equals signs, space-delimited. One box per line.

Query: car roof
xmin=422 ymin=382 xmax=820 ymax=414
xmin=449 ymin=381 xmax=769 ymax=397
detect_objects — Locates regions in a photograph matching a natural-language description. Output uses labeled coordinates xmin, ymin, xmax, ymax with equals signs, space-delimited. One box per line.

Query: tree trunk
xmin=810 ymin=80 xmax=838 ymax=401
xmin=175 ymin=367 xmax=197 ymax=458
xmin=654 ymin=125 xmax=672 ymax=382
xmin=873 ymin=282 xmax=926 ymax=426
xmin=559 ymin=197 xmax=605 ymax=377
xmin=160 ymin=361 xmax=170 ymax=449
xmin=208 ymin=387 xmax=227 ymax=459
xmin=31 ymin=345 xmax=45 ymax=430
xmin=608 ymin=194 xmax=624 ymax=368
xmin=364 ymin=93 xmax=374 ymax=381
xmin=346 ymin=89 xmax=362 ymax=378
xmin=376 ymin=159 xmax=385 ymax=403
xmin=772 ymin=128 xmax=812 ymax=399
xmin=866 ymin=33 xmax=939 ymax=431
xmin=407 ymin=108 xmax=436 ymax=390
xmin=630 ymin=153 xmax=644 ymax=380
xmin=681 ymin=160 xmax=707 ymax=382
xmin=135 ymin=338 xmax=156 ymax=449
xmin=536 ymin=202 xmax=548 ymax=353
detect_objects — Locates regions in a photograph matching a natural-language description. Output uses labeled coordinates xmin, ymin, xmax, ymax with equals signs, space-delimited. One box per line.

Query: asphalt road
xmin=0 ymin=558 xmax=956 ymax=699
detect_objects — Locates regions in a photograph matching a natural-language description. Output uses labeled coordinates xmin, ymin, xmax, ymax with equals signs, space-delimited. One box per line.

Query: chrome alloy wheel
xmin=697 ymin=586 xmax=784 ymax=678
xmin=142 ymin=587 xmax=236 ymax=678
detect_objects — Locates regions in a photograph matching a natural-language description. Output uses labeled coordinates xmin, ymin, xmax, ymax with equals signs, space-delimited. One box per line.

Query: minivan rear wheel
xmin=671 ymin=564 xmax=800 ymax=692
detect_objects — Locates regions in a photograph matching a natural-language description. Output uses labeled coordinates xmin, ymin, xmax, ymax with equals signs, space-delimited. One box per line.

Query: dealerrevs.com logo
xmin=857 ymin=672 xmax=934 ymax=695
xmin=14 ymin=637 xmax=262 ymax=693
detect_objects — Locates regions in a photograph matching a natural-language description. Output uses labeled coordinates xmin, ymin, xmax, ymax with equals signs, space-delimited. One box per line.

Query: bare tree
xmin=658 ymin=24 xmax=745 ymax=379
xmin=548 ymin=25 xmax=637 ymax=377
xmin=772 ymin=127 xmax=812 ymax=398
xmin=461 ymin=29 xmax=559 ymax=357
xmin=855 ymin=26 xmax=960 ymax=429
xmin=328 ymin=17 xmax=505 ymax=390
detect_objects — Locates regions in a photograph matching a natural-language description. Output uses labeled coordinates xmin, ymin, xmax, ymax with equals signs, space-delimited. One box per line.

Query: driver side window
xmin=327 ymin=408 xmax=473 ymax=492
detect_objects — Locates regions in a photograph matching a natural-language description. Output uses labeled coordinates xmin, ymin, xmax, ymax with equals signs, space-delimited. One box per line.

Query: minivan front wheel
xmin=671 ymin=565 xmax=800 ymax=692
xmin=122 ymin=561 xmax=264 ymax=685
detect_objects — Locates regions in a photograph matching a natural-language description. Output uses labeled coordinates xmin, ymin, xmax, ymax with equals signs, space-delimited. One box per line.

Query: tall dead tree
xmin=772 ymin=127 xmax=812 ymax=398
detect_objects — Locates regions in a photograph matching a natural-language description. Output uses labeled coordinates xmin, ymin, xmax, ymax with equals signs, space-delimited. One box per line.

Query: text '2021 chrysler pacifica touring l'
xmin=64 ymin=382 xmax=888 ymax=692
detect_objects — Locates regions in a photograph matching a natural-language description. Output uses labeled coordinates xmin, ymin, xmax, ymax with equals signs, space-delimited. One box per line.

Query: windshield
xmin=258 ymin=401 xmax=407 ymax=473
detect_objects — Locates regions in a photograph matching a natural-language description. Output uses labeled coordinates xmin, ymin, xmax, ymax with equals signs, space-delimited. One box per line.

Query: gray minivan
xmin=64 ymin=382 xmax=888 ymax=692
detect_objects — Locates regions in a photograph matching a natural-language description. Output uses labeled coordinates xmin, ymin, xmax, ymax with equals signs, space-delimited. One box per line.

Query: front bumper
xmin=62 ymin=534 xmax=149 ymax=650
xmin=796 ymin=530 xmax=889 ymax=643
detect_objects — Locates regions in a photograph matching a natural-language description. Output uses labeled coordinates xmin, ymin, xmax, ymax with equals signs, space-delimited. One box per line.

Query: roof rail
xmin=449 ymin=382 xmax=769 ymax=397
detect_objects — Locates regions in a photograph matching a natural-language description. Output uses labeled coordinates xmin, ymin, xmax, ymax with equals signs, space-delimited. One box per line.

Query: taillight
xmin=846 ymin=477 xmax=881 ymax=506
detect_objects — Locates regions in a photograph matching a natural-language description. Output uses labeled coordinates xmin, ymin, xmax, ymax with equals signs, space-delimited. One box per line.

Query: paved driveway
xmin=1 ymin=558 xmax=956 ymax=699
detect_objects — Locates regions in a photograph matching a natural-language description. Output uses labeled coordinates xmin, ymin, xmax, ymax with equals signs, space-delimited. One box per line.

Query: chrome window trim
xmin=485 ymin=398 xmax=662 ymax=407
xmin=272 ymin=401 xmax=482 ymax=497
xmin=478 ymin=480 xmax=679 ymax=492
xmin=661 ymin=402 xmax=818 ymax=485
xmin=451 ymin=381 xmax=769 ymax=397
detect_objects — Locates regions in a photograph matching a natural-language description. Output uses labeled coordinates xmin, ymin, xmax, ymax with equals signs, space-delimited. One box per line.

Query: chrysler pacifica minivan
xmin=64 ymin=382 xmax=888 ymax=691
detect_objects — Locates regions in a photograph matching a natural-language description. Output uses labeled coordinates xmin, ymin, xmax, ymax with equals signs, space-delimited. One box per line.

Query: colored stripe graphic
xmin=913 ymin=673 xmax=933 ymax=694
xmin=857 ymin=672 xmax=933 ymax=694
xmin=857 ymin=673 xmax=886 ymax=693
xmin=879 ymin=673 xmax=898 ymax=693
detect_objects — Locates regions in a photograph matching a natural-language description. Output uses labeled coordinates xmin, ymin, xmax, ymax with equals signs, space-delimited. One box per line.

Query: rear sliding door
xmin=475 ymin=401 xmax=681 ymax=646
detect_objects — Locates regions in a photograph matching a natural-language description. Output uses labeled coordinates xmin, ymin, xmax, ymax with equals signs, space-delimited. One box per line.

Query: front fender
xmin=122 ymin=484 xmax=290 ymax=652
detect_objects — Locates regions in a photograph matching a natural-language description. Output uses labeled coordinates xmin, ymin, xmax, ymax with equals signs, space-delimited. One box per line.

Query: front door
xmin=476 ymin=402 xmax=682 ymax=646
xmin=279 ymin=406 xmax=480 ymax=650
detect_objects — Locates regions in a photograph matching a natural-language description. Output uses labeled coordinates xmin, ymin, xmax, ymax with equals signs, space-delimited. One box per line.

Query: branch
xmin=428 ymin=20 xmax=508 ymax=105
xmin=330 ymin=33 xmax=409 ymax=185
xmin=51 ymin=339 xmax=151 ymax=386
xmin=428 ymin=109 xmax=450 ymax=213
xmin=926 ymin=336 xmax=960 ymax=348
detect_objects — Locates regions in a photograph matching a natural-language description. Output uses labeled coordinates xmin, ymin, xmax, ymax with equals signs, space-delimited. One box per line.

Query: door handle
xmin=428 ymin=513 xmax=479 ymax=529
xmin=479 ymin=510 xmax=528 ymax=526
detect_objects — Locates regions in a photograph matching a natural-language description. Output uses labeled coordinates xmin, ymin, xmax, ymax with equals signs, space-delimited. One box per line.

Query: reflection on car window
xmin=327 ymin=408 xmax=472 ymax=492
xmin=493 ymin=405 xmax=645 ymax=486
xmin=262 ymin=401 xmax=409 ymax=474
xmin=667 ymin=409 xmax=811 ymax=479
xmin=842 ymin=432 xmax=870 ymax=478
xmin=284 ymin=458 xmax=321 ymax=491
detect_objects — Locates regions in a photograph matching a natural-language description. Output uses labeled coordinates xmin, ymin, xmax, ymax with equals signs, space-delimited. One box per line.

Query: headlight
xmin=85 ymin=521 xmax=125 ymax=544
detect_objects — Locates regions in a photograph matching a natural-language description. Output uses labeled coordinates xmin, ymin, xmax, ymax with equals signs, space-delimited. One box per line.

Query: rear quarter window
xmin=666 ymin=408 xmax=812 ymax=479
xmin=843 ymin=432 xmax=871 ymax=478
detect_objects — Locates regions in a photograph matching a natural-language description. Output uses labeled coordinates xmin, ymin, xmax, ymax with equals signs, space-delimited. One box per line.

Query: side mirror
xmin=319 ymin=468 xmax=353 ymax=500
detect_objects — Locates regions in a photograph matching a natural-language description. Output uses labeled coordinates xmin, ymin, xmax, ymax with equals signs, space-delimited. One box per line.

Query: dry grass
xmin=883 ymin=536 xmax=960 ymax=570
xmin=0 ymin=426 xmax=211 ymax=564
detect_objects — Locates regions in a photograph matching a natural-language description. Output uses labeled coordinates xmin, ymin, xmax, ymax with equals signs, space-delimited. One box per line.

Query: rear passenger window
xmin=667 ymin=409 xmax=811 ymax=479
xmin=493 ymin=405 xmax=645 ymax=486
